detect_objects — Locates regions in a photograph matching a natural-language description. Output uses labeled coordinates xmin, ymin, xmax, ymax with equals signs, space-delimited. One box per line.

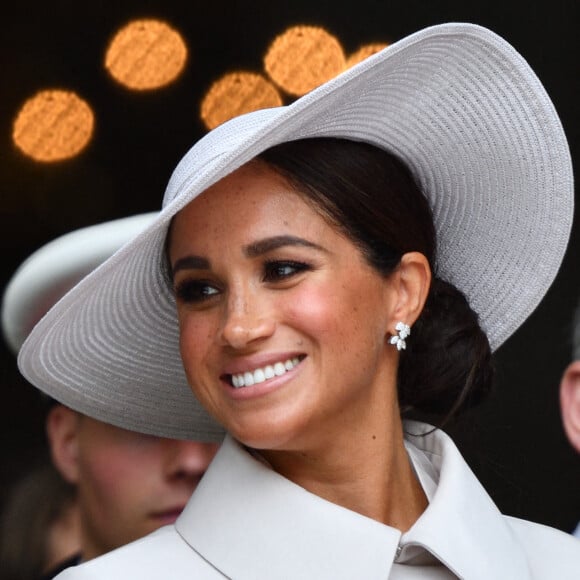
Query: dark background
xmin=1 ymin=1 xmax=578 ymax=532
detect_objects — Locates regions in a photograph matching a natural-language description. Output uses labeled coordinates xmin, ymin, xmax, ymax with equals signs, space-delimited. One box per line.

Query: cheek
xmin=178 ymin=314 xmax=220 ymax=407
xmin=79 ymin=443 xmax=157 ymax=504
xmin=284 ymin=286 xmax=348 ymax=344
xmin=80 ymin=449 xmax=133 ymax=502
xmin=285 ymin=283 xmax=386 ymax=356
xmin=179 ymin=315 xmax=215 ymax=374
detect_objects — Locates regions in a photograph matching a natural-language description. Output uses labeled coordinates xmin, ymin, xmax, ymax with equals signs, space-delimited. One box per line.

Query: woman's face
xmin=169 ymin=161 xmax=402 ymax=451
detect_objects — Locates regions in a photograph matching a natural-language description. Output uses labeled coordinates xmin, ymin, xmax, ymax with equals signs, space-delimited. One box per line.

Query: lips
xmin=224 ymin=355 xmax=305 ymax=388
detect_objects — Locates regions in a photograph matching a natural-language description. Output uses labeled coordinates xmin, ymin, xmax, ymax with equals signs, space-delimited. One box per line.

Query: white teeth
xmin=231 ymin=357 xmax=301 ymax=388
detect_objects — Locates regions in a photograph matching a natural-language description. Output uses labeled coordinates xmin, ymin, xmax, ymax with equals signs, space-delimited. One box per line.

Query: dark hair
xmin=0 ymin=457 xmax=78 ymax=580
xmin=258 ymin=138 xmax=493 ymax=423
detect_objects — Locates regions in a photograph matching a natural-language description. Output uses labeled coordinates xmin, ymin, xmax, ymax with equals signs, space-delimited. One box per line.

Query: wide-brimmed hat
xmin=18 ymin=23 xmax=573 ymax=441
xmin=2 ymin=213 xmax=157 ymax=353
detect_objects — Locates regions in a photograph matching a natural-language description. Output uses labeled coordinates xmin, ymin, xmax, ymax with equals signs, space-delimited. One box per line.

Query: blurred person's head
xmin=0 ymin=459 xmax=81 ymax=580
xmin=560 ymin=304 xmax=580 ymax=454
xmin=1 ymin=214 xmax=220 ymax=562
xmin=46 ymin=404 xmax=218 ymax=560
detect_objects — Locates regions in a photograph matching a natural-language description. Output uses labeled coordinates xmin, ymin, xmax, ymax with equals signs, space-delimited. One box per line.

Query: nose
xmin=220 ymin=285 xmax=275 ymax=349
xmin=163 ymin=440 xmax=220 ymax=482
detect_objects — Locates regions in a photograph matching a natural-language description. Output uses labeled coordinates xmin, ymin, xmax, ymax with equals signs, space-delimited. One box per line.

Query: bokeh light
xmin=264 ymin=26 xmax=345 ymax=96
xmin=201 ymin=72 xmax=282 ymax=130
xmin=105 ymin=19 xmax=187 ymax=90
xmin=12 ymin=90 xmax=94 ymax=163
xmin=345 ymin=43 xmax=389 ymax=68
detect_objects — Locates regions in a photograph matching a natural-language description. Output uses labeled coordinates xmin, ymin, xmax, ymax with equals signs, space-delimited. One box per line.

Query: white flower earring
xmin=390 ymin=321 xmax=411 ymax=351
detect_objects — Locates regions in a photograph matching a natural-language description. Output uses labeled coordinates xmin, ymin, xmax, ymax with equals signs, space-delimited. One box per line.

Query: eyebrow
xmin=244 ymin=235 xmax=326 ymax=257
xmin=171 ymin=235 xmax=326 ymax=278
xmin=171 ymin=255 xmax=210 ymax=277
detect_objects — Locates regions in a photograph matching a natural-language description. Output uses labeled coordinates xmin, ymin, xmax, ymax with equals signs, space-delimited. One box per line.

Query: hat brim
xmin=2 ymin=213 xmax=158 ymax=354
xmin=18 ymin=23 xmax=573 ymax=440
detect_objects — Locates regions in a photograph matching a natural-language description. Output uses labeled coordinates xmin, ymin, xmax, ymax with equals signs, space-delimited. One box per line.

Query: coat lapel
xmin=176 ymin=435 xmax=401 ymax=579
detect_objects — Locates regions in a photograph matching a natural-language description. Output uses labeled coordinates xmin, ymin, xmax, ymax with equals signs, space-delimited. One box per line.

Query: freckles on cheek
xmin=178 ymin=319 xmax=217 ymax=402
xmin=179 ymin=318 xmax=213 ymax=362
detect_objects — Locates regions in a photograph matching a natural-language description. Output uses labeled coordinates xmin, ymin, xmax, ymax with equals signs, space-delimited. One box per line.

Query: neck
xmin=259 ymin=414 xmax=428 ymax=531
xmin=79 ymin=515 xmax=106 ymax=562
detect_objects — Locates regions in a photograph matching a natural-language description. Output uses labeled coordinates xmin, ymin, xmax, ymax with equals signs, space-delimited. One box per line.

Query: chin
xmin=229 ymin=415 xmax=313 ymax=453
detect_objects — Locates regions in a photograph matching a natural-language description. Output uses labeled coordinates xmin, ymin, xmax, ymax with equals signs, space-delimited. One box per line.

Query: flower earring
xmin=390 ymin=321 xmax=411 ymax=351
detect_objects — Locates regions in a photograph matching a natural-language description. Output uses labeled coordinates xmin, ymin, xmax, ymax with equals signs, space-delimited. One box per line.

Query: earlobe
xmin=390 ymin=252 xmax=432 ymax=330
xmin=46 ymin=404 xmax=82 ymax=484
xmin=560 ymin=361 xmax=580 ymax=453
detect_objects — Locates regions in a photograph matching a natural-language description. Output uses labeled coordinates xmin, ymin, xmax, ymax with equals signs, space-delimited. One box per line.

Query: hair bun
xmin=398 ymin=277 xmax=494 ymax=423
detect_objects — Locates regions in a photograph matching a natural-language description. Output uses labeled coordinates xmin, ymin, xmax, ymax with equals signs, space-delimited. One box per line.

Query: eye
xmin=174 ymin=279 xmax=220 ymax=303
xmin=263 ymin=260 xmax=311 ymax=282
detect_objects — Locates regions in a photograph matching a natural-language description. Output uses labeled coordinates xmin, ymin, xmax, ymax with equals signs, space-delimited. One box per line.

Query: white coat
xmin=55 ymin=421 xmax=580 ymax=579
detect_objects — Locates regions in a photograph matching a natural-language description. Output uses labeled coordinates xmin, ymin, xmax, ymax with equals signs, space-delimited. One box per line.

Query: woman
xmin=18 ymin=22 xmax=579 ymax=578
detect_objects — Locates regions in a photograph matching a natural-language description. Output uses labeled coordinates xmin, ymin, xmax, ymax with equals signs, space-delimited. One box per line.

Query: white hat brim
xmin=17 ymin=23 xmax=573 ymax=440
xmin=2 ymin=213 xmax=158 ymax=354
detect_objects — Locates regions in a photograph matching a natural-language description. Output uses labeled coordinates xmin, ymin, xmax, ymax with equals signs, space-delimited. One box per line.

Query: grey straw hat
xmin=2 ymin=213 xmax=158 ymax=354
xmin=18 ymin=23 xmax=573 ymax=441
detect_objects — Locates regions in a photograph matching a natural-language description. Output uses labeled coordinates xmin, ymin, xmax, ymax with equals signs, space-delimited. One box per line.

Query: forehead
xmin=192 ymin=159 xmax=293 ymax=208
xmin=169 ymin=161 xmax=333 ymax=249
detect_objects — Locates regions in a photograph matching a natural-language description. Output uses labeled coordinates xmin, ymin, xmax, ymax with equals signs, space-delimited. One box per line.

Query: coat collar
xmin=399 ymin=421 xmax=531 ymax=578
xmin=175 ymin=422 xmax=531 ymax=579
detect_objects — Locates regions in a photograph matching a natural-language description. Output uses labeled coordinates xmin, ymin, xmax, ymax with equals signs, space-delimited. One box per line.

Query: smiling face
xmin=169 ymin=160 xmax=408 ymax=453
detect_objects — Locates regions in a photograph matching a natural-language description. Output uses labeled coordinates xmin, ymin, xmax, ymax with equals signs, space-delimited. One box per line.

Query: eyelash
xmin=174 ymin=279 xmax=219 ymax=304
xmin=263 ymin=260 xmax=311 ymax=282
xmin=174 ymin=260 xmax=312 ymax=304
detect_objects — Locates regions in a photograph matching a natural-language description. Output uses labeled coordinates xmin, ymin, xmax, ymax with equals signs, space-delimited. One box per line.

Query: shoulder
xmin=504 ymin=516 xmax=580 ymax=578
xmin=54 ymin=526 xmax=225 ymax=579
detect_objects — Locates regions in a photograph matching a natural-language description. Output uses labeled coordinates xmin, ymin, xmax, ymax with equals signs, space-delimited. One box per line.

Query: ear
xmin=388 ymin=251 xmax=431 ymax=329
xmin=560 ymin=361 xmax=580 ymax=453
xmin=46 ymin=405 xmax=82 ymax=484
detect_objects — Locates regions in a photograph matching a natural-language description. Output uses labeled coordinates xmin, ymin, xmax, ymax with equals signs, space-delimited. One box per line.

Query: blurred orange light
xmin=105 ymin=19 xmax=187 ymax=90
xmin=345 ymin=43 xmax=390 ymax=68
xmin=12 ymin=90 xmax=94 ymax=163
xmin=201 ymin=72 xmax=283 ymax=130
xmin=264 ymin=26 xmax=345 ymax=97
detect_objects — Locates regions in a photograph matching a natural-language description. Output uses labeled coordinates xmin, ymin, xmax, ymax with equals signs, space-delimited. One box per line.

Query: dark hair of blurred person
xmin=0 ymin=457 xmax=81 ymax=580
